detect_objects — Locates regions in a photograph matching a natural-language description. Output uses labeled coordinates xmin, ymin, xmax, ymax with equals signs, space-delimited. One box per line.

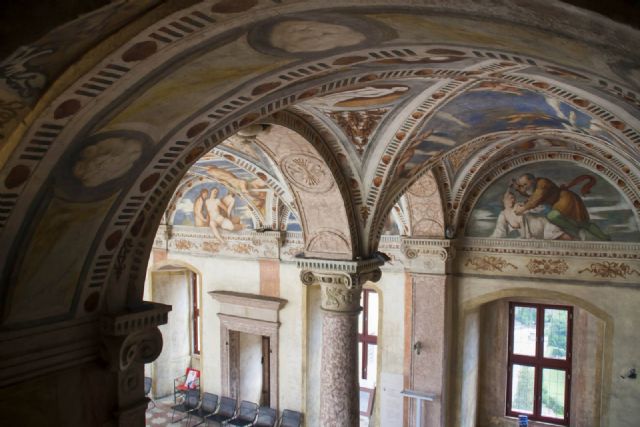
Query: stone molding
xmin=154 ymin=225 xmax=284 ymax=259
xmin=457 ymin=238 xmax=640 ymax=283
xmin=210 ymin=291 xmax=287 ymax=312
xmin=458 ymin=237 xmax=640 ymax=257
xmin=298 ymin=257 xmax=384 ymax=312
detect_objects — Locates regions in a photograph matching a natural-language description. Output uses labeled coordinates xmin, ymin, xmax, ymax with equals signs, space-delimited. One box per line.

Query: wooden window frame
xmin=191 ymin=272 xmax=200 ymax=355
xmin=506 ymin=302 xmax=573 ymax=425
xmin=358 ymin=289 xmax=378 ymax=381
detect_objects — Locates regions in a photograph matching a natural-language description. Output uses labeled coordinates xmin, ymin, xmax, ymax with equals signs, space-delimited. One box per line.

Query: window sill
xmin=503 ymin=416 xmax=566 ymax=427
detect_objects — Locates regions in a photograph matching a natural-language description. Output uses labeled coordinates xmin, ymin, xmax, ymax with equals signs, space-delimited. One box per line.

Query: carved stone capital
xmin=400 ymin=238 xmax=452 ymax=274
xmin=100 ymin=302 xmax=170 ymax=372
xmin=297 ymin=257 xmax=383 ymax=312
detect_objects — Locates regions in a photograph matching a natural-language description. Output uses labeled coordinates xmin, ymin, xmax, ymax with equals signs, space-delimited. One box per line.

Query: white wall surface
xmin=152 ymin=270 xmax=191 ymax=397
xmin=239 ymin=332 xmax=263 ymax=403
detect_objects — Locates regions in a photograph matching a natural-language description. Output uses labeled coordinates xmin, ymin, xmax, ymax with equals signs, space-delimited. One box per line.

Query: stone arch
xmin=0 ymin=0 xmax=638 ymax=342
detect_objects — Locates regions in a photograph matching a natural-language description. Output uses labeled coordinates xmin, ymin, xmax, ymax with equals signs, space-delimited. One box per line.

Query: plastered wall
xmin=451 ymin=275 xmax=640 ymax=427
xmin=152 ymin=270 xmax=191 ymax=397
xmin=145 ymin=255 xmax=409 ymax=427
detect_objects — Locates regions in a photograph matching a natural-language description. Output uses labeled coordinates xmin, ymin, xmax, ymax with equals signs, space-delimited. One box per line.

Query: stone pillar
xmin=408 ymin=274 xmax=450 ymax=427
xmin=298 ymin=258 xmax=383 ymax=427
xmin=400 ymin=238 xmax=453 ymax=427
xmin=100 ymin=302 xmax=171 ymax=426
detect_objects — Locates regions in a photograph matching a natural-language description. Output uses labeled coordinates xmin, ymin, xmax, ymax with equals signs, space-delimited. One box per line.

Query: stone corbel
xmin=298 ymin=257 xmax=384 ymax=312
xmin=100 ymin=302 xmax=171 ymax=372
xmin=99 ymin=302 xmax=171 ymax=426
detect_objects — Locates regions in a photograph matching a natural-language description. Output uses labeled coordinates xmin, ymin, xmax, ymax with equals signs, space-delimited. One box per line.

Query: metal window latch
xmin=413 ymin=341 xmax=423 ymax=355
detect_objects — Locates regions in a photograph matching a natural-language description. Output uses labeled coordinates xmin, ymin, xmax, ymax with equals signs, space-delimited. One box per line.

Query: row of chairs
xmin=172 ymin=390 xmax=303 ymax=427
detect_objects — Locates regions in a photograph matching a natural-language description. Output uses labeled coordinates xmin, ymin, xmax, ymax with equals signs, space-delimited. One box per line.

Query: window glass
xmin=366 ymin=344 xmax=377 ymax=383
xmin=358 ymin=342 xmax=363 ymax=379
xmin=541 ymin=368 xmax=566 ymax=418
xmin=511 ymin=364 xmax=535 ymax=414
xmin=544 ymin=309 xmax=567 ymax=359
xmin=507 ymin=303 xmax=571 ymax=424
xmin=358 ymin=293 xmax=364 ymax=334
xmin=368 ymin=292 xmax=379 ymax=336
xmin=513 ymin=306 xmax=537 ymax=356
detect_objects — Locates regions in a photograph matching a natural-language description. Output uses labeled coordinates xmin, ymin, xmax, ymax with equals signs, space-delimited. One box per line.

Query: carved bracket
xmin=100 ymin=302 xmax=171 ymax=372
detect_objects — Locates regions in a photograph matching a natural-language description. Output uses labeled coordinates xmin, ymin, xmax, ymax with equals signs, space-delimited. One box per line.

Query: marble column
xmin=298 ymin=258 xmax=383 ymax=427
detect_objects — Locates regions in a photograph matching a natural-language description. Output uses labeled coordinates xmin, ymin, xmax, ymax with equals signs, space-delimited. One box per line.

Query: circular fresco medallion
xmin=281 ymin=153 xmax=334 ymax=193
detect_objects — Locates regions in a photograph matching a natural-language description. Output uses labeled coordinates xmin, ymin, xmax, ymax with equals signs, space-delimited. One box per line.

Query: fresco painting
xmin=396 ymin=84 xmax=617 ymax=179
xmin=7 ymin=195 xmax=117 ymax=324
xmin=193 ymin=157 xmax=269 ymax=215
xmin=286 ymin=212 xmax=302 ymax=232
xmin=174 ymin=182 xmax=255 ymax=242
xmin=467 ymin=162 xmax=640 ymax=242
xmin=172 ymin=155 xmax=267 ymax=241
xmin=304 ymin=85 xmax=411 ymax=110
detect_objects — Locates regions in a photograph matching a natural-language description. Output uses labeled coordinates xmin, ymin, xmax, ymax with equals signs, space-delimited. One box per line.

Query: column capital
xmin=297 ymin=257 xmax=383 ymax=312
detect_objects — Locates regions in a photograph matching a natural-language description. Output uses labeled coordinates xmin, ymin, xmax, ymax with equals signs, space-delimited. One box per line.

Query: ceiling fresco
xmin=0 ymin=1 xmax=638 ymax=329
xmin=168 ymin=141 xmax=304 ymax=236
xmin=394 ymin=83 xmax=620 ymax=180
xmin=466 ymin=162 xmax=640 ymax=242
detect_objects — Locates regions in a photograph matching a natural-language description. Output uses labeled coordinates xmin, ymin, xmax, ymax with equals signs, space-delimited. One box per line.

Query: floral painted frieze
xmin=579 ymin=262 xmax=640 ymax=279
xmin=464 ymin=256 xmax=517 ymax=272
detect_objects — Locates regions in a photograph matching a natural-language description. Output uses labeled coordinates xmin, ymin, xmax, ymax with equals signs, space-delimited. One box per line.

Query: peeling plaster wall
xmin=452 ymin=275 xmax=640 ymax=427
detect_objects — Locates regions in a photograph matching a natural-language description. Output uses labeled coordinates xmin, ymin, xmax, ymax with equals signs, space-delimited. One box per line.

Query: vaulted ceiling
xmin=0 ymin=0 xmax=638 ymax=330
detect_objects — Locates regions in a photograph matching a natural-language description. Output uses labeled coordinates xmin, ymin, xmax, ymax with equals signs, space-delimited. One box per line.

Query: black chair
xmin=144 ymin=376 xmax=156 ymax=409
xmin=190 ymin=392 xmax=219 ymax=426
xmin=278 ymin=409 xmax=303 ymax=427
xmin=225 ymin=400 xmax=258 ymax=426
xmin=203 ymin=396 xmax=236 ymax=426
xmin=253 ymin=406 xmax=277 ymax=427
xmin=171 ymin=389 xmax=200 ymax=423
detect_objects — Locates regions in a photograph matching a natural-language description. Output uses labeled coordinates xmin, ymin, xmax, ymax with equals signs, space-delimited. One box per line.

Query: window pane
xmin=544 ymin=309 xmax=568 ymax=359
xmin=358 ymin=342 xmax=363 ymax=380
xmin=358 ymin=293 xmax=364 ymax=334
xmin=511 ymin=364 xmax=535 ymax=414
xmin=366 ymin=344 xmax=377 ymax=385
xmin=368 ymin=292 xmax=379 ymax=336
xmin=513 ymin=306 xmax=537 ymax=356
xmin=541 ymin=368 xmax=566 ymax=419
